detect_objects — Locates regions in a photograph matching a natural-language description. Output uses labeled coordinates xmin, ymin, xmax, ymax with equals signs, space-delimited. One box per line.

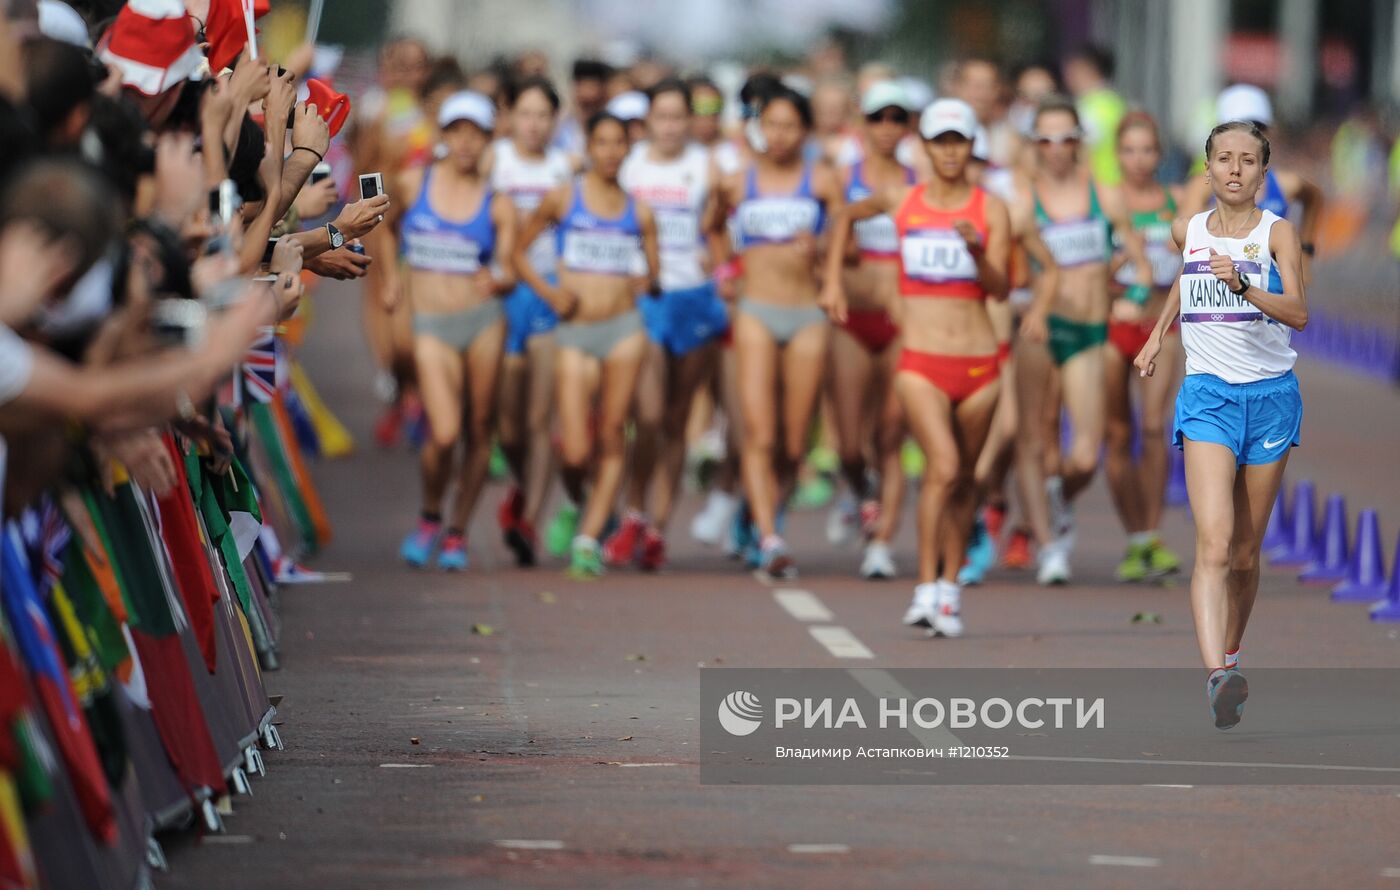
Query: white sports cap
xmin=1216 ymin=84 xmax=1273 ymax=127
xmin=919 ymin=98 xmax=978 ymax=140
xmin=860 ymin=80 xmax=910 ymax=116
xmin=38 ymin=0 xmax=90 ymax=48
xmin=438 ymin=91 xmax=495 ymax=132
xmin=606 ymin=90 xmax=650 ymax=122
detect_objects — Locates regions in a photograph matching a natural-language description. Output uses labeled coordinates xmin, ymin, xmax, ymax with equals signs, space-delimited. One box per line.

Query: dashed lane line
xmin=808 ymin=625 xmax=875 ymax=659
xmin=774 ymin=589 xmax=834 ymax=622
xmin=1089 ymin=855 xmax=1161 ymax=868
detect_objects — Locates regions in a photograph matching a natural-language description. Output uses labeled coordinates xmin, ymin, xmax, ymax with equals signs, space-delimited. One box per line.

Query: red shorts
xmin=1108 ymin=319 xmax=1178 ymax=361
xmin=839 ymin=307 xmax=900 ymax=354
xmin=896 ymin=349 xmax=1000 ymax=404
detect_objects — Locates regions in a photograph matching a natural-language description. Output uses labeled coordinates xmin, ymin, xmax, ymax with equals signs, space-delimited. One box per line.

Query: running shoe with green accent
xmin=545 ymin=504 xmax=580 ymax=558
xmin=900 ymin=439 xmax=925 ymax=479
xmin=793 ymin=473 xmax=835 ymax=510
xmin=1146 ymin=539 xmax=1182 ymax=575
xmin=1115 ymin=543 xmax=1150 ymax=582
xmin=567 ymin=538 xmax=604 ymax=579
xmin=488 ymin=442 xmax=509 ymax=480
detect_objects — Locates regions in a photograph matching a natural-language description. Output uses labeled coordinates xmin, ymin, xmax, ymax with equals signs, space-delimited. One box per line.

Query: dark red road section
xmin=156 ymin=280 xmax=1400 ymax=889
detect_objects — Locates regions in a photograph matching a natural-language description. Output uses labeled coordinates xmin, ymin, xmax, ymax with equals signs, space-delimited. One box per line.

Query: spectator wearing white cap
xmin=376 ymin=89 xmax=519 ymax=573
xmin=1181 ymin=84 xmax=1324 ymax=280
xmin=606 ymin=90 xmax=649 ymax=146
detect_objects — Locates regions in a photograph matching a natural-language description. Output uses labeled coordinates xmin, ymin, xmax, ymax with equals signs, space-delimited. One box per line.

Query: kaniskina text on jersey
xmin=1183 ymin=258 xmax=1264 ymax=311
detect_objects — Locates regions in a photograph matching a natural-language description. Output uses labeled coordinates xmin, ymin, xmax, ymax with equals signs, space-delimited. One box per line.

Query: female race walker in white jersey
xmin=608 ymin=78 xmax=727 ymax=571
xmin=513 ymin=112 xmax=662 ymax=579
xmin=381 ymin=92 xmax=516 ymax=571
xmin=491 ymin=76 xmax=575 ymax=567
xmin=1135 ymin=121 xmax=1308 ymax=731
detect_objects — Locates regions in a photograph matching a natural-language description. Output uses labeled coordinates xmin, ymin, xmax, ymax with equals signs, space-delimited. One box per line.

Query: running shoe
xmin=568 ymin=536 xmax=604 ymax=579
xmin=1046 ymin=476 xmax=1076 ymax=550
xmin=960 ymin=517 xmax=995 ymax=586
xmin=637 ymin=527 xmax=666 ymax=572
xmin=1146 ymin=538 xmax=1182 ymax=576
xmin=1225 ymin=649 xmax=1240 ymax=670
xmin=488 ymin=442 xmax=509 ymax=480
xmin=403 ymin=394 xmax=427 ymax=449
xmin=728 ymin=501 xmax=755 ymax=561
xmin=1115 ymin=543 xmax=1150 ymax=582
xmin=545 ymin=504 xmax=580 ymax=559
xmin=399 ymin=518 xmax=441 ymax=567
xmin=858 ymin=499 xmax=882 ymax=540
xmin=1036 ymin=542 xmax=1071 ymax=586
xmin=436 ymin=533 xmax=468 ymax=571
xmin=691 ymin=490 xmax=737 ymax=547
xmin=498 ymin=487 xmax=524 ymax=534
xmin=760 ymin=535 xmax=796 ymax=579
xmin=931 ymin=581 xmax=964 ymax=638
xmin=900 ymin=439 xmax=925 ymax=479
xmin=603 ymin=513 xmax=646 ymax=566
xmin=1207 ymin=668 xmax=1249 ymax=730
xmin=826 ymin=495 xmax=859 ymax=546
xmin=902 ymin=583 xmax=938 ymax=628
xmin=1002 ymin=528 xmax=1033 ymax=570
xmin=793 ymin=473 xmax=835 ymax=510
xmin=505 ymin=520 xmax=537 ymax=568
xmin=373 ymin=404 xmax=403 ymax=449
xmin=860 ymin=541 xmax=897 ymax=580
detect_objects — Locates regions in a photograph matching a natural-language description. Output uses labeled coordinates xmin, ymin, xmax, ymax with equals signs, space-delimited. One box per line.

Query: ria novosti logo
xmin=717 ymin=691 xmax=764 ymax=736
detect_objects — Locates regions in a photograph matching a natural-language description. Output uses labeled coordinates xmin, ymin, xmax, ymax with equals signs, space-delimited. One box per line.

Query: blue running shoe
xmin=436 ymin=532 xmax=468 ymax=571
xmin=959 ymin=517 xmax=995 ymax=586
xmin=729 ymin=501 xmax=755 ymax=561
xmin=400 ymin=518 xmax=441 ymax=567
xmin=1207 ymin=668 xmax=1249 ymax=730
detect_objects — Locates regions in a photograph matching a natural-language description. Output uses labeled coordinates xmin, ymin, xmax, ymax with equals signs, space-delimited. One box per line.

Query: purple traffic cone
xmin=1166 ymin=448 xmax=1189 ymax=507
xmin=1369 ymin=533 xmax=1400 ymax=622
xmin=1268 ymin=479 xmax=1317 ymax=567
xmin=1333 ymin=510 xmax=1388 ymax=601
xmin=1260 ymin=485 xmax=1291 ymax=552
xmin=1300 ymin=495 xmax=1349 ymax=583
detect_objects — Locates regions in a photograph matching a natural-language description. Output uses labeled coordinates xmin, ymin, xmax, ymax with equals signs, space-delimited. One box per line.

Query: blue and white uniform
xmin=551 ymin=180 xmax=648 ymax=360
xmin=733 ymin=163 xmax=826 ymax=248
xmin=845 ymin=159 xmax=914 ymax=260
xmin=621 ymin=143 xmax=728 ymax=354
xmin=490 ymin=139 xmax=573 ymax=354
xmin=1173 ymin=208 xmax=1301 ymax=465
xmin=400 ymin=167 xmax=503 ymax=352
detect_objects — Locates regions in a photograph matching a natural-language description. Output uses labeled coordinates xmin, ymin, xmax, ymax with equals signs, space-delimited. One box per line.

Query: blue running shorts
xmin=505 ymin=276 xmax=559 ymax=355
xmin=640 ymin=281 xmax=730 ymax=356
xmin=1173 ymin=370 xmax=1302 ymax=466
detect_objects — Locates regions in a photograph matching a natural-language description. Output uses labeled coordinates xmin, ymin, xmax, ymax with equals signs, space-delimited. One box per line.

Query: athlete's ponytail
xmin=1205 ymin=120 xmax=1270 ymax=167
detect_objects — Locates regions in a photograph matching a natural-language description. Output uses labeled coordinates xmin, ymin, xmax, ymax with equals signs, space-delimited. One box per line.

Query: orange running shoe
xmin=1002 ymin=527 xmax=1033 ymax=570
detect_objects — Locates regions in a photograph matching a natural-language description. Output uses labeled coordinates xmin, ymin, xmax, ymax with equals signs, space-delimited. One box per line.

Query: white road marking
xmin=378 ymin=763 xmax=434 ymax=768
xmin=1089 ymin=854 xmax=1161 ymax=868
xmin=751 ymin=570 xmax=775 ymax=587
xmin=1144 ymin=784 xmax=1194 ymax=788
xmin=202 ymin=835 xmax=255 ymax=845
xmin=846 ymin=668 xmax=963 ymax=749
xmin=809 ymin=626 xmax=874 ymax=659
xmin=1381 ymin=867 xmax=1400 ymax=878
xmin=774 ymin=589 xmax=833 ymax=622
xmin=614 ymin=762 xmax=680 ymax=768
xmin=788 ymin=843 xmax=850 ymax=854
xmin=495 ymin=839 xmax=565 ymax=850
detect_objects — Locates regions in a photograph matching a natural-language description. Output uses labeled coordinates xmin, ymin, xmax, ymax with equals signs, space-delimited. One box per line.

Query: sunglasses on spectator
xmin=1035 ymin=130 xmax=1083 ymax=145
xmin=866 ymin=109 xmax=910 ymax=125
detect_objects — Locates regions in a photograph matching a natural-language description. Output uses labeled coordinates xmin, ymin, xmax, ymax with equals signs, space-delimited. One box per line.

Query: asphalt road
xmin=157 ymin=278 xmax=1400 ymax=889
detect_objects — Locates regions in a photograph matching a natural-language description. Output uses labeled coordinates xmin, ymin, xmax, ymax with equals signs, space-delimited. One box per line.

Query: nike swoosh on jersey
xmin=1188 ymin=246 xmax=1212 ymax=256
xmin=1261 ymin=437 xmax=1287 ymax=449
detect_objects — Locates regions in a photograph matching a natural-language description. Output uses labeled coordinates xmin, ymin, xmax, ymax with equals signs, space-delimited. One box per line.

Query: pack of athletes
xmin=1175 ymin=208 xmax=1300 ymax=466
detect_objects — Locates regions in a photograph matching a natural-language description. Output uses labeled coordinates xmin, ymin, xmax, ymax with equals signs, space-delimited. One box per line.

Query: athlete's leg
xmin=1103 ymin=345 xmax=1147 ymax=534
xmin=653 ymin=341 xmax=719 ymax=529
xmin=626 ymin=339 xmax=667 ymax=514
xmin=523 ymin=334 xmax=559 ymax=527
xmin=1224 ymin=452 xmax=1290 ymax=655
xmin=447 ymin=322 xmax=506 ymax=532
xmin=1139 ymin=334 xmax=1183 ymax=533
xmin=411 ymin=335 xmax=465 ymax=516
xmin=1183 ymin=439 xmax=1240 ymax=670
xmin=895 ymin=373 xmax=957 ymax=585
xmin=871 ymin=344 xmax=905 ymax=544
xmin=579 ymin=332 xmax=648 ymax=540
xmin=734 ymin=313 xmax=781 ymax=538
xmin=777 ymin=323 xmax=831 ymax=514
xmin=1058 ymin=344 xmax=1107 ymax=503
xmin=938 ymin=381 xmax=1003 ymax=582
xmin=555 ymin=348 xmax=599 ymax=509
xmin=828 ymin=326 xmax=876 ymax=501
xmin=718 ymin=344 xmax=745 ymax=491
xmin=1013 ymin=338 xmax=1056 ymax=547
xmin=497 ymin=354 xmax=528 ymax=482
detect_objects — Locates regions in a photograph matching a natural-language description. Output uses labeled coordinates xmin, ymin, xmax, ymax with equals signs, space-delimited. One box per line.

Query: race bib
xmin=655 ymin=208 xmax=700 ymax=253
xmin=901 ymin=229 xmax=977 ymax=282
xmin=403 ymin=231 xmax=482 ymax=274
xmin=562 ymin=229 xmax=641 ymax=275
xmin=1041 ymin=218 xmax=1110 ymax=267
xmin=738 ymin=197 xmax=819 ymax=243
xmin=855 ymin=214 xmax=899 ymax=255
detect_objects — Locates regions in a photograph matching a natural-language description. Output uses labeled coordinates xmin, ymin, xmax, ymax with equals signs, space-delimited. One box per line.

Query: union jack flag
xmin=241 ymin=326 xmax=281 ymax=403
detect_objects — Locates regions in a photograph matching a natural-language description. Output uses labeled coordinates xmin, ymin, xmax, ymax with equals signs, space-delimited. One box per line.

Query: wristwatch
xmin=326 ymin=222 xmax=345 ymax=249
xmin=1229 ymin=271 xmax=1251 ymax=296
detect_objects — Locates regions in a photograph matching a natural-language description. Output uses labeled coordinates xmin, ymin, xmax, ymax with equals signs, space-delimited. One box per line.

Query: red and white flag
xmin=98 ymin=0 xmax=204 ymax=96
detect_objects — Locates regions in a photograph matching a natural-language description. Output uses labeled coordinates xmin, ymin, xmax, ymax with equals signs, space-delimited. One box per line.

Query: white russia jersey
xmin=490 ymin=139 xmax=572 ymax=272
xmin=621 ymin=143 xmax=711 ymax=290
xmin=1178 ymin=209 xmax=1294 ymax=384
